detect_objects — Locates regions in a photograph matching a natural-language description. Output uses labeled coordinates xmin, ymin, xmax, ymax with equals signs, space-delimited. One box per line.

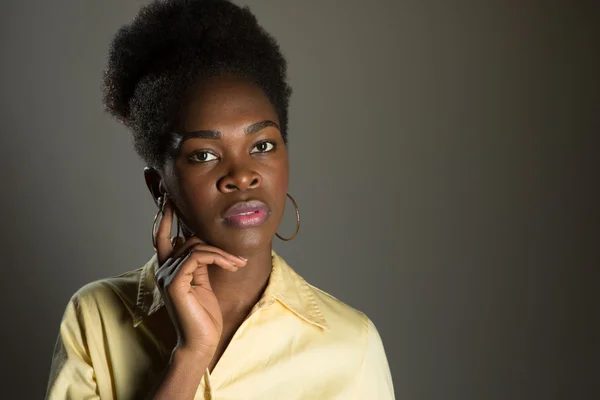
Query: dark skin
xmin=144 ymin=75 xmax=290 ymax=379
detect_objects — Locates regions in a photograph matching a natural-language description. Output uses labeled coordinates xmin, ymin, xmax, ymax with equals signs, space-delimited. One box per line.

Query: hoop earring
xmin=152 ymin=195 xmax=166 ymax=252
xmin=276 ymin=193 xmax=300 ymax=241
xmin=152 ymin=194 xmax=184 ymax=251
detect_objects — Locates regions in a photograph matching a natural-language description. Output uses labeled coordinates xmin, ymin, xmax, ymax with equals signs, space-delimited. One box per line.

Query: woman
xmin=46 ymin=0 xmax=394 ymax=399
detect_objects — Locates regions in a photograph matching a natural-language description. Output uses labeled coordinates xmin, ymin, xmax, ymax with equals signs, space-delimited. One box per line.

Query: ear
xmin=144 ymin=167 xmax=165 ymax=208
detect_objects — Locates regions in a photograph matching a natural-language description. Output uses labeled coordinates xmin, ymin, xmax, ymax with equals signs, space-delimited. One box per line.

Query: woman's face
xmin=159 ymin=75 xmax=289 ymax=256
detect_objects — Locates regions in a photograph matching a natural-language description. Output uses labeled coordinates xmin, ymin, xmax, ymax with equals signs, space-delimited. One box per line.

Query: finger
xmin=190 ymin=266 xmax=211 ymax=289
xmin=193 ymin=244 xmax=247 ymax=265
xmin=182 ymin=243 xmax=247 ymax=267
xmin=161 ymin=251 xmax=239 ymax=293
xmin=171 ymin=236 xmax=206 ymax=259
xmin=170 ymin=237 xmax=247 ymax=267
xmin=171 ymin=236 xmax=184 ymax=249
xmin=169 ymin=251 xmax=239 ymax=289
xmin=171 ymin=210 xmax=194 ymax=248
xmin=156 ymin=197 xmax=175 ymax=263
xmin=186 ymin=250 xmax=240 ymax=273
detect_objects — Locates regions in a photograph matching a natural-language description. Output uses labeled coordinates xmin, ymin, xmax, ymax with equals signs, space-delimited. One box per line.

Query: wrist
xmin=170 ymin=346 xmax=214 ymax=368
xmin=148 ymin=347 xmax=211 ymax=400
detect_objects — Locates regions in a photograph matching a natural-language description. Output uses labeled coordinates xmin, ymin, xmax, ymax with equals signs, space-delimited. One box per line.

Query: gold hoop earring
xmin=276 ymin=193 xmax=300 ymax=241
xmin=152 ymin=194 xmax=184 ymax=251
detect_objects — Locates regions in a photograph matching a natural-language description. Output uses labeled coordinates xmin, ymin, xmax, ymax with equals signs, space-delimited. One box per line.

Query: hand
xmin=154 ymin=196 xmax=247 ymax=359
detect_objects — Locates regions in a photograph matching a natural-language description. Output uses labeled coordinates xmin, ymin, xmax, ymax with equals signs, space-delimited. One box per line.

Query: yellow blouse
xmin=46 ymin=251 xmax=394 ymax=399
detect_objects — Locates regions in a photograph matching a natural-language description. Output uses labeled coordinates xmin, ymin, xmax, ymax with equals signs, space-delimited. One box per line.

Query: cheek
xmin=266 ymin=158 xmax=289 ymax=214
xmin=266 ymin=151 xmax=289 ymax=189
xmin=189 ymin=184 xmax=211 ymax=205
xmin=271 ymin=167 xmax=289 ymax=194
xmin=176 ymin=172 xmax=216 ymax=217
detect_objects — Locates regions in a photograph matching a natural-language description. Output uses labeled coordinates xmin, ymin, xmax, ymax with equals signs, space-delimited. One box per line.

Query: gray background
xmin=1 ymin=0 xmax=598 ymax=399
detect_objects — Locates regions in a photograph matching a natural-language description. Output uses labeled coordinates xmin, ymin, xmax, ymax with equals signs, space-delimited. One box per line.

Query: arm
xmin=353 ymin=318 xmax=395 ymax=400
xmin=46 ymin=298 xmax=100 ymax=400
xmin=47 ymin=197 xmax=245 ymax=400
xmin=145 ymin=349 xmax=210 ymax=400
xmin=46 ymin=297 xmax=211 ymax=400
xmin=146 ymin=196 xmax=246 ymax=399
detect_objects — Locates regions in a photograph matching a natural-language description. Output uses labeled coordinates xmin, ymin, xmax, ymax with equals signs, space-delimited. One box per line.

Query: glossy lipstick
xmin=223 ymin=200 xmax=270 ymax=228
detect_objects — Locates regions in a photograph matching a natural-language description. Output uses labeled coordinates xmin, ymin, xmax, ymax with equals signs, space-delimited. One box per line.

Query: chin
xmin=212 ymin=226 xmax=273 ymax=255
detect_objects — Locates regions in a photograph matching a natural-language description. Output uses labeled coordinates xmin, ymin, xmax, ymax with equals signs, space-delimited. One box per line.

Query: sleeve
xmin=353 ymin=317 xmax=395 ymax=400
xmin=45 ymin=296 xmax=100 ymax=400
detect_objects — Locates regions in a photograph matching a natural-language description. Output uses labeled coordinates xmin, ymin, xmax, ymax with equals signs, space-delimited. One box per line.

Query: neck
xmin=208 ymin=247 xmax=273 ymax=317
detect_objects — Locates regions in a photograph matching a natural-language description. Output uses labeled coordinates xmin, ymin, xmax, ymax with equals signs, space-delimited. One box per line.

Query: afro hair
xmin=102 ymin=0 xmax=292 ymax=168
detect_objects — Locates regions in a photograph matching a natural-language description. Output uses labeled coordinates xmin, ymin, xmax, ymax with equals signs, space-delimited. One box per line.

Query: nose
xmin=217 ymin=164 xmax=262 ymax=193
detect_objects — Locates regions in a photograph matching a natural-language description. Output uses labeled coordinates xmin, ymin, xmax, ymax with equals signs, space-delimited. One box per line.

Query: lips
xmin=222 ymin=200 xmax=270 ymax=228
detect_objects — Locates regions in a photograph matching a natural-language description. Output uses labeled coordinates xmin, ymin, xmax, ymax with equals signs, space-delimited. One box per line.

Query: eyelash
xmin=188 ymin=140 xmax=277 ymax=163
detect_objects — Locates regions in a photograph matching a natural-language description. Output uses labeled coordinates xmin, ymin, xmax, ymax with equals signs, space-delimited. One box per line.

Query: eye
xmin=188 ymin=150 xmax=218 ymax=163
xmin=251 ymin=141 xmax=276 ymax=154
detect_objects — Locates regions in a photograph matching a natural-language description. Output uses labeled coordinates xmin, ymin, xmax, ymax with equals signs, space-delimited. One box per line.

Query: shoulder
xmin=304 ymin=280 xmax=394 ymax=394
xmin=281 ymin=259 xmax=372 ymax=337
xmin=311 ymin=282 xmax=367 ymax=323
xmin=66 ymin=267 xmax=143 ymax=319
xmin=291 ymin=267 xmax=371 ymax=338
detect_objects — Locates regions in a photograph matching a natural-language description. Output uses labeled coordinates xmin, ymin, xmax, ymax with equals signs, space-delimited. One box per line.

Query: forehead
xmin=182 ymin=75 xmax=278 ymax=132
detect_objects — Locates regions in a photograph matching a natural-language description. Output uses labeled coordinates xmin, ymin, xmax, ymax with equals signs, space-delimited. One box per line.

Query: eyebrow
xmin=174 ymin=120 xmax=280 ymax=142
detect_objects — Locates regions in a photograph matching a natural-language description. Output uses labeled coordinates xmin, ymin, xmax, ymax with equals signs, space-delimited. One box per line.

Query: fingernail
xmin=232 ymin=266 xmax=238 ymax=272
xmin=238 ymin=256 xmax=248 ymax=261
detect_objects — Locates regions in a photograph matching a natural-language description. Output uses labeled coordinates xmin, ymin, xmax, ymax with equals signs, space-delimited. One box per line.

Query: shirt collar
xmin=133 ymin=250 xmax=329 ymax=331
